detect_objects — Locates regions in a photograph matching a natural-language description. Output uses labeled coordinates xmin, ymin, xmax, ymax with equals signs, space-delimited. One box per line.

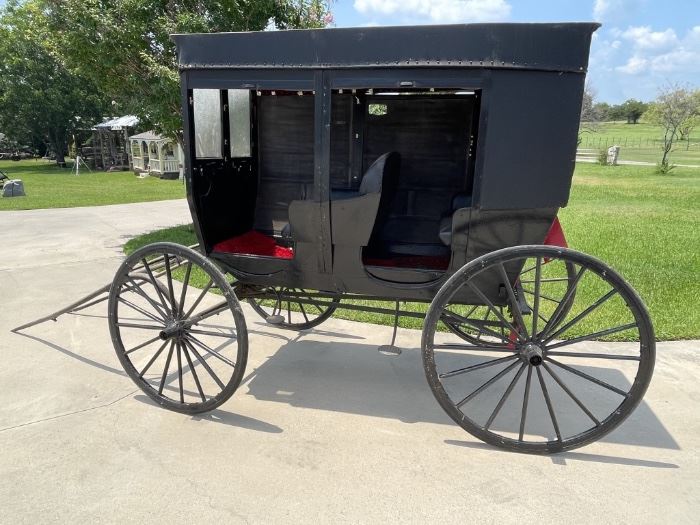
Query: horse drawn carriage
xmin=99 ymin=24 xmax=655 ymax=454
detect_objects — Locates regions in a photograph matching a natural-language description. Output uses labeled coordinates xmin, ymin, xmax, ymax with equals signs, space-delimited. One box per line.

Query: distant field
xmin=0 ymin=159 xmax=185 ymax=210
xmin=125 ymin=163 xmax=700 ymax=340
xmin=579 ymin=121 xmax=700 ymax=165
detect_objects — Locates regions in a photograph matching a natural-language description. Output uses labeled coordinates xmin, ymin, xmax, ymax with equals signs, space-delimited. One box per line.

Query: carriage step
xmin=378 ymin=344 xmax=402 ymax=356
xmin=265 ymin=315 xmax=285 ymax=325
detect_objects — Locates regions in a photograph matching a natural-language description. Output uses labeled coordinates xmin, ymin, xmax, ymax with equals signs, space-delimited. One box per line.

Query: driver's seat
xmin=329 ymin=152 xmax=401 ymax=247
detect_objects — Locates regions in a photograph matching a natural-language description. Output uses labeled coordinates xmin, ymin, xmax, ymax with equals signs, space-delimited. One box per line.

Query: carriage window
xmin=368 ymin=103 xmax=388 ymax=116
xmin=193 ymin=89 xmax=222 ymax=159
xmin=228 ymin=89 xmax=251 ymax=157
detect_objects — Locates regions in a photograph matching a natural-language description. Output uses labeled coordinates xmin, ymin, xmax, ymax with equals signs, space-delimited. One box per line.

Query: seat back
xmin=329 ymin=151 xmax=400 ymax=247
xmin=364 ymin=152 xmax=401 ymax=248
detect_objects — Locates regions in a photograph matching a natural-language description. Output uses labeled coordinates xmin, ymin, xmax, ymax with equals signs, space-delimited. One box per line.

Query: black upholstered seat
xmin=280 ymin=152 xmax=400 ymax=247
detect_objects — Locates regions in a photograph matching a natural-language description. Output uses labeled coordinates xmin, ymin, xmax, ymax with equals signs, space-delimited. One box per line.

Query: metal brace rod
xmin=11 ymin=244 xmax=199 ymax=333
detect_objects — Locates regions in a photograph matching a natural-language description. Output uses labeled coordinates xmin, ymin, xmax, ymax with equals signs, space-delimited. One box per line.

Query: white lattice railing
xmin=149 ymin=158 xmax=179 ymax=173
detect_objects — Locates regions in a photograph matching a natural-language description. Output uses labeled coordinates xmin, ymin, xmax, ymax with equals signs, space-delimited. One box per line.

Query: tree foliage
xmin=41 ymin=0 xmax=332 ymax=141
xmin=646 ymin=84 xmax=700 ymax=172
xmin=0 ymin=1 xmax=105 ymax=163
xmin=600 ymin=98 xmax=649 ymax=123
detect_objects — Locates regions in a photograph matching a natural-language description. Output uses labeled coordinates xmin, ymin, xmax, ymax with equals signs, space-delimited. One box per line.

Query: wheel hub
xmin=521 ymin=343 xmax=544 ymax=366
xmin=159 ymin=322 xmax=185 ymax=341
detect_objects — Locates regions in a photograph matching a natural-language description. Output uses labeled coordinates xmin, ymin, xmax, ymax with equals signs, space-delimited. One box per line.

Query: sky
xmin=331 ymin=0 xmax=700 ymax=104
xmin=0 ymin=0 xmax=696 ymax=104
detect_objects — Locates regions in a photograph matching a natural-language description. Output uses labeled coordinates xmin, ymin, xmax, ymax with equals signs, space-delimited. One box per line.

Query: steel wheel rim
xmin=109 ymin=243 xmax=248 ymax=414
xmin=422 ymin=245 xmax=655 ymax=454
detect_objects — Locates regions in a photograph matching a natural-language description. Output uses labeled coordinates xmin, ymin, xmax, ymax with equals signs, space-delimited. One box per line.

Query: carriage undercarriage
xmin=103 ymin=241 xmax=654 ymax=454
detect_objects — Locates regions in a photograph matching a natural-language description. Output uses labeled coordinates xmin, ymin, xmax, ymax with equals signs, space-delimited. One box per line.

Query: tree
xmin=677 ymin=90 xmax=700 ymax=150
xmin=0 ymin=1 xmax=105 ymax=164
xmin=619 ymin=98 xmax=647 ymax=124
xmin=592 ymin=102 xmax=611 ymax=121
xmin=646 ymin=84 xmax=700 ymax=172
xmin=578 ymin=84 xmax=599 ymax=144
xmin=41 ymin=0 xmax=332 ymax=143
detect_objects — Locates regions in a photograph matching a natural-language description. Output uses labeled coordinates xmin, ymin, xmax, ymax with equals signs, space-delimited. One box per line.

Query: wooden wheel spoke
xmin=157 ymin=341 xmax=175 ymax=394
xmin=496 ymin=263 xmax=529 ymax=339
xmin=542 ymin=363 xmax=600 ymax=426
xmin=187 ymin=328 xmax=236 ymax=339
xmin=432 ymin=343 xmax=516 ymax=354
xmin=163 ymin=254 xmax=179 ymax=314
xmin=178 ymin=262 xmax=193 ymax=317
xmin=538 ymin=266 xmax=586 ymax=339
xmin=118 ymin=296 xmax=163 ymax=323
xmin=125 ymin=335 xmax=162 ymax=355
xmin=455 ymin=360 xmax=521 ymax=408
xmin=124 ymin=277 xmax=170 ymax=320
xmin=543 ymin=288 xmax=618 ymax=343
xmin=519 ymin=366 xmax=533 ymax=441
xmin=183 ymin=339 xmax=226 ymax=390
xmin=546 ymin=351 xmax=640 ymax=361
xmin=545 ymin=322 xmax=638 ymax=350
xmin=532 ymin=257 xmax=542 ymax=337
xmin=298 ymin=300 xmax=310 ymax=323
xmin=116 ymin=322 xmax=164 ymax=331
xmin=186 ymin=335 xmax=237 ymax=368
xmin=545 ymin=357 xmax=629 ymax=397
xmin=441 ymin=310 xmax=512 ymax=344
xmin=181 ymin=279 xmax=214 ymax=319
xmin=138 ymin=339 xmax=169 ymax=377
xmin=536 ymin=367 xmax=562 ymax=441
xmin=440 ymin=355 xmax=518 ymax=379
xmin=140 ymin=258 xmax=172 ymax=316
xmin=182 ymin=342 xmax=207 ymax=402
xmin=484 ymin=364 xmax=526 ymax=431
xmin=466 ymin=281 xmax=523 ymax=341
xmin=176 ymin=342 xmax=184 ymax=403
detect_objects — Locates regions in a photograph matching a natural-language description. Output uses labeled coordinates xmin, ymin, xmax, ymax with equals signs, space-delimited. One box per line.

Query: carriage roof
xmin=172 ymin=23 xmax=598 ymax=73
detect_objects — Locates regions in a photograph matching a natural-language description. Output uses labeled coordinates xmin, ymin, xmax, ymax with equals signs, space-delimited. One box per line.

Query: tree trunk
xmin=49 ymin=128 xmax=68 ymax=167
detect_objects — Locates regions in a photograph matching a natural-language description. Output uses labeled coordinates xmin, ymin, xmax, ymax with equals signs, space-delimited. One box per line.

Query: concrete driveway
xmin=0 ymin=200 xmax=698 ymax=524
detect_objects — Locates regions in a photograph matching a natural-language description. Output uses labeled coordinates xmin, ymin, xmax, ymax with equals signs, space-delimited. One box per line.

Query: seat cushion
xmin=213 ymin=230 xmax=294 ymax=259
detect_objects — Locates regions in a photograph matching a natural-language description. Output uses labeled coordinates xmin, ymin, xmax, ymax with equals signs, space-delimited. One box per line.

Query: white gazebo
xmin=129 ymin=131 xmax=183 ymax=179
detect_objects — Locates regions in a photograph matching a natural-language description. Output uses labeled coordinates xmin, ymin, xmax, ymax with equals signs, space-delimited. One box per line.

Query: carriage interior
xmin=190 ymin=88 xmax=479 ymax=272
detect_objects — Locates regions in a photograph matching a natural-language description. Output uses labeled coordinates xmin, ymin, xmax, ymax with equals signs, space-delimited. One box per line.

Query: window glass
xmin=228 ymin=89 xmax=251 ymax=157
xmin=193 ymin=89 xmax=222 ymax=158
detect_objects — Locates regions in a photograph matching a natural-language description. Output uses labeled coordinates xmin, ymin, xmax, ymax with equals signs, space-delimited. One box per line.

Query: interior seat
xmin=438 ymin=193 xmax=472 ymax=246
xmin=278 ymin=152 xmax=400 ymax=248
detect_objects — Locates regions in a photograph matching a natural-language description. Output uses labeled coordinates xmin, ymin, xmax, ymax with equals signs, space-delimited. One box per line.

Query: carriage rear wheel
xmin=248 ymin=287 xmax=340 ymax=330
xmin=422 ymin=245 xmax=655 ymax=454
xmin=109 ymin=242 xmax=248 ymax=414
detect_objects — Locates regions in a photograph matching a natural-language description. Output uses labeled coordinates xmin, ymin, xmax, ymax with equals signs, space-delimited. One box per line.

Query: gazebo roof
xmin=129 ymin=131 xmax=168 ymax=142
xmin=94 ymin=115 xmax=139 ymax=131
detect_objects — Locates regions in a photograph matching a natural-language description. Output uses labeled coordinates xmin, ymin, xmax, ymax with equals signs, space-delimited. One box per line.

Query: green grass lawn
xmin=124 ymin=163 xmax=700 ymax=340
xmin=0 ymin=159 xmax=185 ymax=210
xmin=579 ymin=122 xmax=700 ymax=165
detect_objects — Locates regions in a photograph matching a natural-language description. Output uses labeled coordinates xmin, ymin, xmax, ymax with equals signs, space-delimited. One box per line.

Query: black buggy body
xmin=172 ymin=23 xmax=596 ymax=301
xmin=102 ymin=24 xmax=656 ymax=454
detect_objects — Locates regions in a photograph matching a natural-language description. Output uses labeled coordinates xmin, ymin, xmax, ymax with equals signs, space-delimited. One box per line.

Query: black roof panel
xmin=172 ymin=23 xmax=599 ymax=73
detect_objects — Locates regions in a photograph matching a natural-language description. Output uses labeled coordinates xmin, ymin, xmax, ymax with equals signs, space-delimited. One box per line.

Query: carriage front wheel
xmin=422 ymin=245 xmax=655 ymax=454
xmin=108 ymin=242 xmax=248 ymax=414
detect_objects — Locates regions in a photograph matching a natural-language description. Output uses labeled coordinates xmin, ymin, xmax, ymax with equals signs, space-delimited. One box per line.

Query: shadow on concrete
xmin=14 ymin=318 xmax=679 ymax=453
xmin=444 ymin=439 xmax=679 ymax=469
xmin=17 ymin=332 xmax=127 ymax=377
xmin=133 ymin=394 xmax=283 ymax=434
xmin=244 ymin=338 xmax=680 ymax=451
